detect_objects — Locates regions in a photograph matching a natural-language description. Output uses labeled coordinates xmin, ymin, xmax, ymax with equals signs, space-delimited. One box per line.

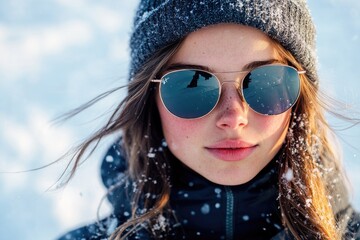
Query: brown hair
xmin=273 ymin=43 xmax=343 ymax=239
xmin=61 ymin=38 xmax=350 ymax=239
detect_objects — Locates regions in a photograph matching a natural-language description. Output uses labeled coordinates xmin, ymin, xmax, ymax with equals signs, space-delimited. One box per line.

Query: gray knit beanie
xmin=129 ymin=0 xmax=318 ymax=83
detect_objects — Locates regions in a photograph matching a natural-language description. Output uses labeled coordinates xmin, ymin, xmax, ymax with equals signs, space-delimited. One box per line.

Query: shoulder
xmin=56 ymin=215 xmax=118 ymax=240
xmin=57 ymin=140 xmax=135 ymax=240
xmin=56 ymin=215 xmax=152 ymax=240
xmin=269 ymin=206 xmax=360 ymax=240
xmin=343 ymin=206 xmax=360 ymax=239
xmin=336 ymin=204 xmax=360 ymax=239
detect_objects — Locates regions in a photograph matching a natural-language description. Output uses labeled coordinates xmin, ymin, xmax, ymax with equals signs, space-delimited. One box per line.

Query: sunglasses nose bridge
xmin=219 ymin=80 xmax=245 ymax=102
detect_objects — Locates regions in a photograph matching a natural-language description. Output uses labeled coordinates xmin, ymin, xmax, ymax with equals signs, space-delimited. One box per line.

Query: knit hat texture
xmin=129 ymin=0 xmax=318 ymax=83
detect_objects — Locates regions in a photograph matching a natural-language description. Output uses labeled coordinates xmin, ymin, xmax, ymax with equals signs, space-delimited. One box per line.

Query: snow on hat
xmin=129 ymin=0 xmax=318 ymax=83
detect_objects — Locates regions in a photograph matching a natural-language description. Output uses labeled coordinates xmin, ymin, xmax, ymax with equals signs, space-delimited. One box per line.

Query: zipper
xmin=225 ymin=186 xmax=234 ymax=240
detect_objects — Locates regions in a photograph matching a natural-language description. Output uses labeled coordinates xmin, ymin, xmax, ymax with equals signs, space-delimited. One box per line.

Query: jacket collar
xmin=169 ymin=156 xmax=284 ymax=239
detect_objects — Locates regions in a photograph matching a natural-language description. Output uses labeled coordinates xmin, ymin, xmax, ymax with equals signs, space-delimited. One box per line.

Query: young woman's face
xmin=157 ymin=23 xmax=291 ymax=185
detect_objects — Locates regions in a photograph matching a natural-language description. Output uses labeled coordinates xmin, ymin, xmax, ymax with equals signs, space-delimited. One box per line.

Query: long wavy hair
xmin=62 ymin=36 xmax=352 ymax=239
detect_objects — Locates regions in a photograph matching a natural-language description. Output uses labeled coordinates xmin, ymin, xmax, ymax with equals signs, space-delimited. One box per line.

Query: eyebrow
xmin=163 ymin=59 xmax=284 ymax=73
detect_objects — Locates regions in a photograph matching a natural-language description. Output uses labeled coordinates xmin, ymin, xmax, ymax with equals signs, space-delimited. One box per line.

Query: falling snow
xmin=201 ymin=204 xmax=210 ymax=215
xmin=283 ymin=168 xmax=294 ymax=182
xmin=105 ymin=155 xmax=114 ymax=162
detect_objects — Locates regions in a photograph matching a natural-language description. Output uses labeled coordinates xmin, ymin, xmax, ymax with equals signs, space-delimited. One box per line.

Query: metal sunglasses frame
xmin=151 ymin=64 xmax=306 ymax=119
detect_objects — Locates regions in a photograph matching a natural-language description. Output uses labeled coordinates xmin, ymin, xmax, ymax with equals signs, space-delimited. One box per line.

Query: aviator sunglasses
xmin=151 ymin=64 xmax=305 ymax=119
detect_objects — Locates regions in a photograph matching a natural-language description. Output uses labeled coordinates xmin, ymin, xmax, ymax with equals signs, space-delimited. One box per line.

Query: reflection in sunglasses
xmin=187 ymin=71 xmax=213 ymax=88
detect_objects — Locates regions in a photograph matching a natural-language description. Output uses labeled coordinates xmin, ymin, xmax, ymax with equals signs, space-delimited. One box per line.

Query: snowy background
xmin=0 ymin=0 xmax=359 ymax=239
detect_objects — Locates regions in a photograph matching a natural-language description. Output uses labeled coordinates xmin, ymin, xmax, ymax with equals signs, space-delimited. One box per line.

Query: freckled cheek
xmin=162 ymin=118 xmax=198 ymax=141
xmin=156 ymin=101 xmax=197 ymax=143
xmin=160 ymin=119 xmax=201 ymax=157
xmin=254 ymin=113 xmax=290 ymax=135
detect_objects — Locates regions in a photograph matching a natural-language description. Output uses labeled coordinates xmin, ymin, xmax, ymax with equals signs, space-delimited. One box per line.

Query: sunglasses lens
xmin=159 ymin=70 xmax=220 ymax=118
xmin=242 ymin=65 xmax=300 ymax=115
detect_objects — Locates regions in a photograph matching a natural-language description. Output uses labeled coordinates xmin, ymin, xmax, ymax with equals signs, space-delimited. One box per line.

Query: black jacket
xmin=58 ymin=141 xmax=360 ymax=240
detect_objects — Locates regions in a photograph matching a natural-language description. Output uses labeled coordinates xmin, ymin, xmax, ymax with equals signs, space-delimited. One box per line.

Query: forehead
xmin=169 ymin=23 xmax=281 ymax=72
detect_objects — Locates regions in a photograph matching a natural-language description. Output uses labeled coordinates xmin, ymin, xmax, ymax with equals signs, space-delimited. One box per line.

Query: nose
xmin=215 ymin=82 xmax=249 ymax=129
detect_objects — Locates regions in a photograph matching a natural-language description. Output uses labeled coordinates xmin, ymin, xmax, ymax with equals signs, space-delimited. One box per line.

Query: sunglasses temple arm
xmin=298 ymin=70 xmax=306 ymax=75
xmin=151 ymin=79 xmax=162 ymax=83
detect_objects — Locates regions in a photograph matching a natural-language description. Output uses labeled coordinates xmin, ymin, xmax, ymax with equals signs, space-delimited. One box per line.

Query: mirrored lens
xmin=160 ymin=70 xmax=220 ymax=118
xmin=242 ymin=65 xmax=300 ymax=115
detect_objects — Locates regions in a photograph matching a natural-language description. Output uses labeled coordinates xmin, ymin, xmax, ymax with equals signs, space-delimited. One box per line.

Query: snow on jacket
xmin=58 ymin=140 xmax=360 ymax=240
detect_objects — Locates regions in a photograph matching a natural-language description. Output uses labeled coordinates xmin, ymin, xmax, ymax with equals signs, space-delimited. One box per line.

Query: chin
xmin=203 ymin=170 xmax=258 ymax=186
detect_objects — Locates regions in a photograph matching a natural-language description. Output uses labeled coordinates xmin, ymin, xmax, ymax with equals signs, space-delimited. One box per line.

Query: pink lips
xmin=205 ymin=140 xmax=257 ymax=162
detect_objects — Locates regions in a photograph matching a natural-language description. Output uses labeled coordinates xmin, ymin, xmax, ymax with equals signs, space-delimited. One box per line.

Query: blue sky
xmin=0 ymin=1 xmax=359 ymax=239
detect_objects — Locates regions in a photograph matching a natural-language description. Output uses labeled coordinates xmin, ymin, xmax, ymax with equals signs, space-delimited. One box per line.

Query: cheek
xmin=156 ymin=93 xmax=199 ymax=146
xmin=160 ymin=115 xmax=202 ymax=157
xmin=254 ymin=111 xmax=290 ymax=139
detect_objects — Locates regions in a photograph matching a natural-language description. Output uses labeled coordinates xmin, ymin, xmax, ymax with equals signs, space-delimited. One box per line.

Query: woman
xmin=58 ymin=0 xmax=360 ymax=239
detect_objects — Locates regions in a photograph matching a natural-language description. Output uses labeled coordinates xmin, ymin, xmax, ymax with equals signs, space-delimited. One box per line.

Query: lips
xmin=205 ymin=140 xmax=257 ymax=162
